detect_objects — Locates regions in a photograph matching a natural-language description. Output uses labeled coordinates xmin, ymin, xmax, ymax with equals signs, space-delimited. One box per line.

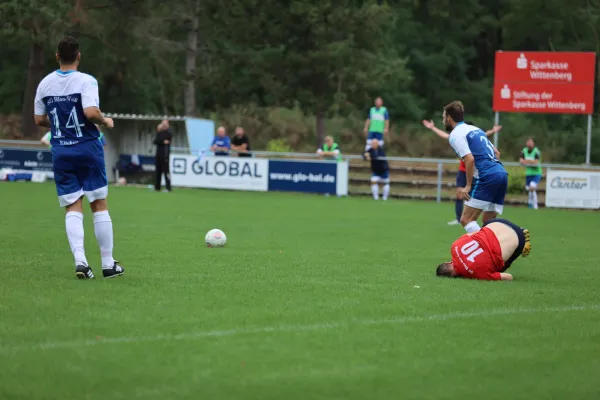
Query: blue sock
xmin=455 ymin=199 xmax=463 ymax=221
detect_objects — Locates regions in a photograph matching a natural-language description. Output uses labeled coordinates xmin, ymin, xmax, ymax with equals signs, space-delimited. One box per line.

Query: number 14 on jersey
xmin=49 ymin=106 xmax=85 ymax=138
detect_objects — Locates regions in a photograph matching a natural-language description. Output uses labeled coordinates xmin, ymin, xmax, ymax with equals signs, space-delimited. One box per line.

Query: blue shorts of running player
xmin=367 ymin=131 xmax=384 ymax=144
xmin=371 ymin=170 xmax=390 ymax=184
xmin=456 ymin=170 xmax=467 ymax=188
xmin=466 ymin=171 xmax=509 ymax=214
xmin=52 ymin=139 xmax=108 ymax=207
xmin=525 ymin=174 xmax=542 ymax=189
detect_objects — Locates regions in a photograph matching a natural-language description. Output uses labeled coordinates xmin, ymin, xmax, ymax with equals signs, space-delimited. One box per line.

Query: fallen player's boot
xmin=522 ymin=229 xmax=531 ymax=257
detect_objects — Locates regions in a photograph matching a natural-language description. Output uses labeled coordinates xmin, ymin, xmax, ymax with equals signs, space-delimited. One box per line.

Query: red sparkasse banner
xmin=493 ymin=82 xmax=594 ymax=114
xmin=494 ymin=51 xmax=596 ymax=84
xmin=493 ymin=51 xmax=596 ymax=114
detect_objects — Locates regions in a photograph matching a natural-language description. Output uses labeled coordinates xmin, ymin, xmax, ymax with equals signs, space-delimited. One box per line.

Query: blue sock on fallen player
xmin=455 ymin=199 xmax=463 ymax=221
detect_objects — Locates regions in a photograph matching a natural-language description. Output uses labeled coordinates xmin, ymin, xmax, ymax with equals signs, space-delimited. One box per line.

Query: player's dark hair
xmin=57 ymin=36 xmax=79 ymax=64
xmin=436 ymin=262 xmax=454 ymax=277
xmin=444 ymin=101 xmax=464 ymax=123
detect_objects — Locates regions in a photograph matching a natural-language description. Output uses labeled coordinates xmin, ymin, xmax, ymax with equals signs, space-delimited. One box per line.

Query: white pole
xmin=493 ymin=112 xmax=500 ymax=148
xmin=586 ymin=114 xmax=592 ymax=165
xmin=436 ymin=163 xmax=443 ymax=203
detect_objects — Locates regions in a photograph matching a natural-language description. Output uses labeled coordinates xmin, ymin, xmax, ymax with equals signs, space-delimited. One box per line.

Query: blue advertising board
xmin=0 ymin=148 xmax=53 ymax=171
xmin=268 ymin=160 xmax=338 ymax=194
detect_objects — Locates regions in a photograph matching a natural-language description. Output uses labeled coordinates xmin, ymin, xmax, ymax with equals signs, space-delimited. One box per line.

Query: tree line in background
xmin=1 ymin=0 xmax=600 ymax=162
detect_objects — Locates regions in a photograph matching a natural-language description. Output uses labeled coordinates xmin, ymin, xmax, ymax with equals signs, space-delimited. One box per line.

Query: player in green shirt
xmin=363 ymin=96 xmax=389 ymax=151
xmin=519 ymin=138 xmax=542 ymax=210
xmin=317 ymin=136 xmax=342 ymax=161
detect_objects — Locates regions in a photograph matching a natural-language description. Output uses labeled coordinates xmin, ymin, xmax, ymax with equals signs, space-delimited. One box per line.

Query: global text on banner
xmin=170 ymin=155 xmax=268 ymax=191
xmin=545 ymin=169 xmax=600 ymax=209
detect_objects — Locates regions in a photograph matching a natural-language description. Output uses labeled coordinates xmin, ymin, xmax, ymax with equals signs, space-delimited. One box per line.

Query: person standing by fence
xmin=316 ymin=136 xmax=341 ymax=161
xmin=363 ymin=139 xmax=390 ymax=201
xmin=153 ymin=119 xmax=173 ymax=192
xmin=211 ymin=126 xmax=231 ymax=156
xmin=231 ymin=126 xmax=251 ymax=157
xmin=519 ymin=138 xmax=542 ymax=210
xmin=363 ymin=96 xmax=389 ymax=151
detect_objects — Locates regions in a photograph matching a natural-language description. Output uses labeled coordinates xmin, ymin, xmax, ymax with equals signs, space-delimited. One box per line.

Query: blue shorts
xmin=526 ymin=175 xmax=542 ymax=188
xmin=456 ymin=170 xmax=467 ymax=188
xmin=371 ymin=170 xmax=390 ymax=184
xmin=52 ymin=139 xmax=107 ymax=207
xmin=367 ymin=132 xmax=384 ymax=143
xmin=466 ymin=172 xmax=508 ymax=214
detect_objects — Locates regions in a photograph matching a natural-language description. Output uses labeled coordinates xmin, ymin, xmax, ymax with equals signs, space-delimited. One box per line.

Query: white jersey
xmin=449 ymin=122 xmax=505 ymax=180
xmin=34 ymin=70 xmax=101 ymax=147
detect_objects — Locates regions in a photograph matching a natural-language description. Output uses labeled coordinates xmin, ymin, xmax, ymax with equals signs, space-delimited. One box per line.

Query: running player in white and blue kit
xmin=34 ymin=36 xmax=124 ymax=279
xmin=444 ymin=101 xmax=508 ymax=234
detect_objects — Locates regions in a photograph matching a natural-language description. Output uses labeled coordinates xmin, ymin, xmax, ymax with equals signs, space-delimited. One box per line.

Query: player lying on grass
xmin=436 ymin=218 xmax=531 ymax=281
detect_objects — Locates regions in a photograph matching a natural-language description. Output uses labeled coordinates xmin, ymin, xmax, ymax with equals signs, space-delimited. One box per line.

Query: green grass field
xmin=1 ymin=183 xmax=600 ymax=400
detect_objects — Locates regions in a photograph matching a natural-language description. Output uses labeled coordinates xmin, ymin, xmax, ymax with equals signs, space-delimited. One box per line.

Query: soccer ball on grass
xmin=205 ymin=229 xmax=226 ymax=248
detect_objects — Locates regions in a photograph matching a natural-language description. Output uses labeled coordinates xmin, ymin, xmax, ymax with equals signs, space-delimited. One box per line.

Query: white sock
xmin=65 ymin=211 xmax=87 ymax=266
xmin=382 ymin=184 xmax=390 ymax=200
xmin=93 ymin=211 xmax=115 ymax=268
xmin=532 ymin=191 xmax=538 ymax=209
xmin=365 ymin=139 xmax=372 ymax=151
xmin=528 ymin=190 xmax=533 ymax=205
xmin=464 ymin=221 xmax=481 ymax=233
xmin=371 ymin=183 xmax=379 ymax=200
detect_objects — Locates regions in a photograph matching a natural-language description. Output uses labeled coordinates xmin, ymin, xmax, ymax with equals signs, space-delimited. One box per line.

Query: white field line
xmin=1 ymin=304 xmax=598 ymax=354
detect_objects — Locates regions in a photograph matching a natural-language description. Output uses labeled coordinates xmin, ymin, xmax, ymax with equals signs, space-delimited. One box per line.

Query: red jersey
xmin=459 ymin=160 xmax=466 ymax=172
xmin=451 ymin=227 xmax=505 ymax=280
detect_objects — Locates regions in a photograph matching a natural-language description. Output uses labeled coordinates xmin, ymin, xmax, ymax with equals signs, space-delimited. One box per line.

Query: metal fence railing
xmin=3 ymin=139 xmax=600 ymax=203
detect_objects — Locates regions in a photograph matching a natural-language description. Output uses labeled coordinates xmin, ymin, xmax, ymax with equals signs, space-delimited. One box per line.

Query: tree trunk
xmin=316 ymin=109 xmax=326 ymax=145
xmin=21 ymin=42 xmax=45 ymax=138
xmin=184 ymin=0 xmax=201 ymax=116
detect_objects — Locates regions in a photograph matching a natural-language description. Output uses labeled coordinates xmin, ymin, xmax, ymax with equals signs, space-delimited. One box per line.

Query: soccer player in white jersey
xmin=34 ymin=36 xmax=124 ymax=279
xmin=444 ymin=101 xmax=508 ymax=234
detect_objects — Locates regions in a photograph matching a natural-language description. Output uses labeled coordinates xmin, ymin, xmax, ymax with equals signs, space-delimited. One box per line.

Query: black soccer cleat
xmin=102 ymin=261 xmax=125 ymax=278
xmin=75 ymin=264 xmax=95 ymax=280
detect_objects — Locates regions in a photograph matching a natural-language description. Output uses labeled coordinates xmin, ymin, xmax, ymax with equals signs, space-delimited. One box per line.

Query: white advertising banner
xmin=545 ymin=169 xmax=600 ymax=209
xmin=170 ymin=155 xmax=268 ymax=191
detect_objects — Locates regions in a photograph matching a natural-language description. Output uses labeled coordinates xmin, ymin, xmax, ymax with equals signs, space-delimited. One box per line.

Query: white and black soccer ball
xmin=205 ymin=229 xmax=226 ymax=248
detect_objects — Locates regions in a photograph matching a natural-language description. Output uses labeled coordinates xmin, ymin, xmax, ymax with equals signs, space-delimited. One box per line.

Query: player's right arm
xmin=422 ymin=120 xmax=450 ymax=140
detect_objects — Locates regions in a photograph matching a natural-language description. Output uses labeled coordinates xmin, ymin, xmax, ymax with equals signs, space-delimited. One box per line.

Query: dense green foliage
xmin=2 ymin=0 xmax=600 ymax=161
